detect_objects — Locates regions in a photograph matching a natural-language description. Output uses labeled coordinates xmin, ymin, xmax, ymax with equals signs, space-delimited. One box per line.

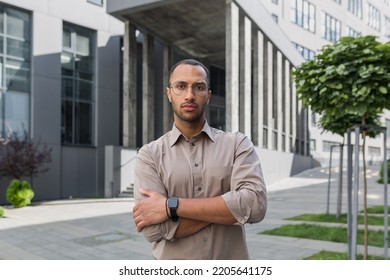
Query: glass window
xmin=322 ymin=12 xmax=341 ymax=42
xmin=310 ymin=139 xmax=316 ymax=151
xmin=323 ymin=140 xmax=341 ymax=152
xmin=0 ymin=5 xmax=31 ymax=138
xmin=61 ymin=23 xmax=95 ymax=145
xmin=293 ymin=42 xmax=315 ymax=60
xmin=367 ymin=3 xmax=381 ymax=31
xmin=345 ymin=25 xmax=361 ymax=37
xmin=386 ymin=119 xmax=390 ymax=138
xmin=6 ymin=8 xmax=30 ymax=38
xmin=6 ymin=59 xmax=30 ymax=92
xmin=263 ymin=127 xmax=268 ymax=148
xmin=209 ymin=105 xmax=225 ymax=131
xmin=368 ymin=146 xmax=381 ymax=156
xmin=385 ymin=17 xmax=390 ymax=38
xmin=62 ymin=28 xmax=71 ymax=48
xmin=291 ymin=0 xmax=316 ymax=33
xmin=348 ymin=0 xmax=363 ymax=18
xmin=4 ymin=91 xmax=29 ymax=137
xmin=210 ymin=66 xmax=225 ymax=97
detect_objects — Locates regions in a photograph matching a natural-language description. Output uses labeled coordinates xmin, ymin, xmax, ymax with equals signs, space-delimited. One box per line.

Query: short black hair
xmin=168 ymin=58 xmax=210 ymax=86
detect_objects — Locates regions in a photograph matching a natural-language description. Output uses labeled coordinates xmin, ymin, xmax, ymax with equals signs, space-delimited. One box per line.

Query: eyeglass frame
xmin=168 ymin=81 xmax=210 ymax=96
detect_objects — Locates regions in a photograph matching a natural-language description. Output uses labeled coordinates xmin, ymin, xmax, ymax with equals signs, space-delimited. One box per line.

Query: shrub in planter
xmin=6 ymin=179 xmax=34 ymax=208
xmin=0 ymin=206 xmax=4 ymax=218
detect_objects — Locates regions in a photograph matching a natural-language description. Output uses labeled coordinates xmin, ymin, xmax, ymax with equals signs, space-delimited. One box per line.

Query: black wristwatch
xmin=167 ymin=196 xmax=179 ymax=222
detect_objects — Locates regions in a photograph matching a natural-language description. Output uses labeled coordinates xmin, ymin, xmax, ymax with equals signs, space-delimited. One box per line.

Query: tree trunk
xmin=362 ymin=116 xmax=369 ymax=260
xmin=336 ymin=140 xmax=345 ymax=219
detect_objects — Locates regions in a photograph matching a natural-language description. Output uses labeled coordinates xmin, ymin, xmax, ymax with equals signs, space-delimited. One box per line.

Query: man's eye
xmin=194 ymin=84 xmax=206 ymax=91
xmin=176 ymin=84 xmax=186 ymax=90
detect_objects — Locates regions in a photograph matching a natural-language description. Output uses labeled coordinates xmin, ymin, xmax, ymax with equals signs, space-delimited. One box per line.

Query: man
xmin=132 ymin=58 xmax=267 ymax=259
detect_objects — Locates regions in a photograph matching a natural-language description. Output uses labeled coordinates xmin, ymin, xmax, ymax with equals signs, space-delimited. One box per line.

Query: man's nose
xmin=184 ymin=86 xmax=196 ymax=98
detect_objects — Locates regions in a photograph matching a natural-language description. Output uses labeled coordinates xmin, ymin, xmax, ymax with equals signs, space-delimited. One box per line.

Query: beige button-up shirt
xmin=134 ymin=121 xmax=267 ymax=259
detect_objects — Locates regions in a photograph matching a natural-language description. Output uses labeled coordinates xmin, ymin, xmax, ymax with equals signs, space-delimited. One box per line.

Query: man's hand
xmin=133 ymin=189 xmax=169 ymax=232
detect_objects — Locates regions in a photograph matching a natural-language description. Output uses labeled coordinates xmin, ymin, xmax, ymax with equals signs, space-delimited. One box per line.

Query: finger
xmin=137 ymin=221 xmax=145 ymax=232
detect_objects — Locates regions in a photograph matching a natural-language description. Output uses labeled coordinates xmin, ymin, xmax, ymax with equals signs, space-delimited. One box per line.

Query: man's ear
xmin=207 ymin=90 xmax=212 ymax=104
xmin=166 ymin=88 xmax=172 ymax=102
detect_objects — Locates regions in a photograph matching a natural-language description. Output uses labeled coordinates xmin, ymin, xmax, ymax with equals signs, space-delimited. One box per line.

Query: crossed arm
xmin=133 ymin=188 xmax=237 ymax=239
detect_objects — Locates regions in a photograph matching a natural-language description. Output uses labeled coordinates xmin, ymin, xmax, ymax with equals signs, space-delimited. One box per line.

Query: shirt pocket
xmin=203 ymin=166 xmax=233 ymax=197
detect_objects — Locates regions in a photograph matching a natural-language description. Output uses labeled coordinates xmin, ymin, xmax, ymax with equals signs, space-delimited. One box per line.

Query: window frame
xmin=0 ymin=4 xmax=32 ymax=138
xmin=61 ymin=22 xmax=96 ymax=146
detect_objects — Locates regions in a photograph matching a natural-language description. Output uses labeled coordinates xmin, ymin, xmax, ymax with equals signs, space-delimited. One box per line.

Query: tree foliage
xmin=292 ymin=36 xmax=390 ymax=134
xmin=292 ymin=35 xmax=390 ymax=260
xmin=0 ymin=131 xmax=52 ymax=180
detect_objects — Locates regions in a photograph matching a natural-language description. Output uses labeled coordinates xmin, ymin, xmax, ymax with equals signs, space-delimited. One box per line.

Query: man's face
xmin=167 ymin=64 xmax=211 ymax=124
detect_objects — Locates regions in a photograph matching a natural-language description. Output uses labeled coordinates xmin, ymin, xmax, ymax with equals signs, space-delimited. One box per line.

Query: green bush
xmin=0 ymin=206 xmax=4 ymax=218
xmin=6 ymin=179 xmax=34 ymax=208
xmin=377 ymin=159 xmax=390 ymax=184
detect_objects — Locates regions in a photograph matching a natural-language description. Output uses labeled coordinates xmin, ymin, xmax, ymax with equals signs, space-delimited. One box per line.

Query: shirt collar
xmin=168 ymin=120 xmax=215 ymax=147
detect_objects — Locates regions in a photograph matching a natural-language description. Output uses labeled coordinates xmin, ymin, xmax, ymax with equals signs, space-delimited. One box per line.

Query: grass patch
xmin=287 ymin=213 xmax=389 ymax=226
xmin=304 ymin=250 xmax=384 ymax=260
xmin=260 ymin=224 xmax=390 ymax=248
xmin=363 ymin=205 xmax=390 ymax=214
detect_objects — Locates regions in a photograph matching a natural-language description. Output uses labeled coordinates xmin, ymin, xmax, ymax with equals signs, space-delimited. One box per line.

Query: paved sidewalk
xmin=0 ymin=164 xmax=387 ymax=260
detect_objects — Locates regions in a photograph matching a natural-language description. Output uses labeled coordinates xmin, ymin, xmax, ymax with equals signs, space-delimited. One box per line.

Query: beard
xmin=172 ymin=102 xmax=206 ymax=123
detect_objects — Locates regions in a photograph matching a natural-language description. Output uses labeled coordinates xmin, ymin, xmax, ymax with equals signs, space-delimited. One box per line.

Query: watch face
xmin=168 ymin=197 xmax=178 ymax=208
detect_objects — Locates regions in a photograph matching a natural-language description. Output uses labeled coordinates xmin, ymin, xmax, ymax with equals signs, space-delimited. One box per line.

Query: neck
xmin=174 ymin=118 xmax=206 ymax=140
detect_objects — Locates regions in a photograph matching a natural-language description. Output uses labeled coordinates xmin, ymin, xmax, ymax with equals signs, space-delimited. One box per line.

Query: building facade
xmin=1 ymin=0 xmax=324 ymax=203
xmin=106 ymin=0 xmax=317 ymax=194
xmin=0 ymin=0 xmax=124 ymax=203
xmin=260 ymin=0 xmax=390 ymax=166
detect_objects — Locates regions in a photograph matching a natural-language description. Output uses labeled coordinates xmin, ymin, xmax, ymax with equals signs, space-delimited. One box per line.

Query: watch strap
xmin=168 ymin=196 xmax=179 ymax=222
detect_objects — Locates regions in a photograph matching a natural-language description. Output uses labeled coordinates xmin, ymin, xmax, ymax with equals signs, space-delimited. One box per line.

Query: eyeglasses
xmin=169 ymin=82 xmax=209 ymax=96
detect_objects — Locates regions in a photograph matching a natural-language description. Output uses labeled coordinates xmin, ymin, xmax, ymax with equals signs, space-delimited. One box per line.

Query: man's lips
xmin=181 ymin=103 xmax=198 ymax=111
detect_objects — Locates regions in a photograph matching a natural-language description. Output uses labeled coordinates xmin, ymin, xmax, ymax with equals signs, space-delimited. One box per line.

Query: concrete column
xmin=142 ymin=33 xmax=155 ymax=144
xmin=291 ymin=75 xmax=297 ymax=153
xmin=303 ymin=107 xmax=308 ymax=156
xmin=277 ymin=51 xmax=283 ymax=152
xmin=285 ymin=60 xmax=291 ymax=153
xmin=226 ymin=0 xmax=239 ymax=132
xmin=244 ymin=17 xmax=252 ymax=138
xmin=104 ymin=146 xmax=121 ymax=198
xmin=239 ymin=16 xmax=252 ymax=137
xmin=163 ymin=45 xmax=173 ymax=133
xmin=122 ymin=22 xmax=137 ymax=147
xmin=252 ymin=30 xmax=264 ymax=147
xmin=267 ymin=41 xmax=273 ymax=150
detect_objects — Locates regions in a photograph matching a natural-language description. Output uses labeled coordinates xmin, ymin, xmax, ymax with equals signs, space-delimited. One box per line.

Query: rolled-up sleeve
xmin=221 ymin=134 xmax=267 ymax=224
xmin=133 ymin=145 xmax=180 ymax=242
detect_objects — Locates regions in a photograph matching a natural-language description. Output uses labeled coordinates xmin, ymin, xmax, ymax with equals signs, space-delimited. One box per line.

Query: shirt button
xmin=191 ymin=143 xmax=195 ymax=146
xmin=197 ymin=187 xmax=202 ymax=191
xmin=203 ymin=237 xmax=208 ymax=242
xmin=195 ymin=163 xmax=198 ymax=167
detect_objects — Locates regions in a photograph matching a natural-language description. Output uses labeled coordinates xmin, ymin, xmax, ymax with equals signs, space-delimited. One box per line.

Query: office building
xmin=0 ymin=0 xmax=124 ymax=203
xmin=260 ymin=0 xmax=390 ymax=166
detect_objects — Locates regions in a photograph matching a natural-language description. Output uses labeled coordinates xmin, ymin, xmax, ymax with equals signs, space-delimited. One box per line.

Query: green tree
xmin=292 ymin=36 xmax=390 ymax=259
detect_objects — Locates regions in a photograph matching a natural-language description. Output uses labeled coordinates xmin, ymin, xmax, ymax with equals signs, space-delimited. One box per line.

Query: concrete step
xmin=118 ymin=185 xmax=134 ymax=198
